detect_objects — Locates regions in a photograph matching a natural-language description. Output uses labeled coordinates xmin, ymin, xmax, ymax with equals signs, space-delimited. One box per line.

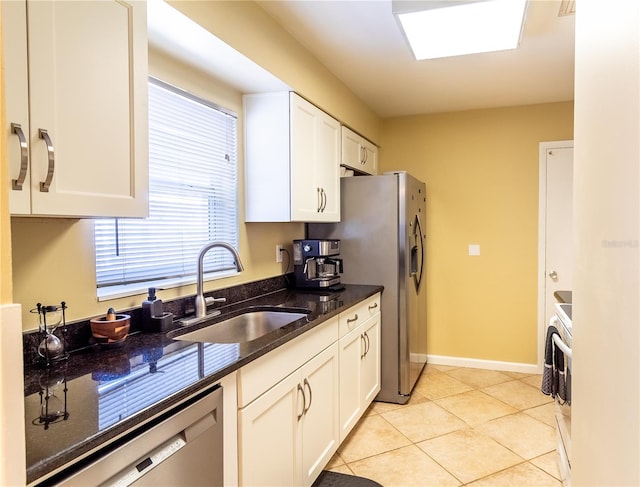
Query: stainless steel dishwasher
xmin=54 ymin=384 xmax=223 ymax=486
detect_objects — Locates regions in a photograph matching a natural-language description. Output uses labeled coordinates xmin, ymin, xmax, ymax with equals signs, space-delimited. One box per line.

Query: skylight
xmin=393 ymin=0 xmax=528 ymax=60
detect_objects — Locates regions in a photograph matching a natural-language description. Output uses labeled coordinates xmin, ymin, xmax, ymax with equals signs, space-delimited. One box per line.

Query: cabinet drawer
xmin=338 ymin=294 xmax=380 ymax=338
xmin=237 ymin=316 xmax=339 ymax=407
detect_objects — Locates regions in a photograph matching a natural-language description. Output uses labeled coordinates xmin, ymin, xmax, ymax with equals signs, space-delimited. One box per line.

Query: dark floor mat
xmin=312 ymin=470 xmax=383 ymax=487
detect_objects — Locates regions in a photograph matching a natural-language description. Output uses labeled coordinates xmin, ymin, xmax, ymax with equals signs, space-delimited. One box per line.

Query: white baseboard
xmin=421 ymin=354 xmax=542 ymax=375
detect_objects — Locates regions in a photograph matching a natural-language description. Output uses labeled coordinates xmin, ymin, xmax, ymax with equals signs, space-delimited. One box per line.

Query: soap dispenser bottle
xmin=142 ymin=287 xmax=163 ymax=318
xmin=141 ymin=288 xmax=173 ymax=333
xmin=141 ymin=287 xmax=162 ymax=332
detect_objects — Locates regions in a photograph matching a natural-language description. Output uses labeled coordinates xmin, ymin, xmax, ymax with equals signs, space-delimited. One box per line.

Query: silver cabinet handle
xmin=549 ymin=270 xmax=558 ymax=280
xmin=38 ymin=128 xmax=55 ymax=192
xmin=297 ymin=383 xmax=305 ymax=420
xmin=364 ymin=331 xmax=370 ymax=356
xmin=317 ymin=187 xmax=327 ymax=213
xmin=347 ymin=313 xmax=358 ymax=324
xmin=360 ymin=334 xmax=367 ymax=359
xmin=360 ymin=332 xmax=370 ymax=358
xmin=303 ymin=378 xmax=312 ymax=414
xmin=10 ymin=123 xmax=29 ymax=191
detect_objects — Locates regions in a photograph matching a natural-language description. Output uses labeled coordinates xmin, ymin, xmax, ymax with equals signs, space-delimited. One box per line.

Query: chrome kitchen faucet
xmin=192 ymin=241 xmax=244 ymax=321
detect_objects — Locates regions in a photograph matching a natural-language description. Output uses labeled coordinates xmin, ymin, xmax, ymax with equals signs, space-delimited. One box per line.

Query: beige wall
xmin=167 ymin=0 xmax=381 ymax=144
xmin=380 ymin=102 xmax=574 ymax=364
xmin=572 ymin=1 xmax=639 ymax=484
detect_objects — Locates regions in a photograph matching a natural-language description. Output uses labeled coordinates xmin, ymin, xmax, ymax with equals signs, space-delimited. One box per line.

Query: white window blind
xmin=95 ymin=78 xmax=238 ymax=297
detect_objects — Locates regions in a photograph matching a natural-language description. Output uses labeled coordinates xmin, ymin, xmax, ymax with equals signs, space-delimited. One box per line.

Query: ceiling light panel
xmin=393 ymin=0 xmax=528 ymax=60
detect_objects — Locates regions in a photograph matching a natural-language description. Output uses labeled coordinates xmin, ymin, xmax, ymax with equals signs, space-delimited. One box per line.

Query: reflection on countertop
xmin=23 ymin=282 xmax=382 ymax=484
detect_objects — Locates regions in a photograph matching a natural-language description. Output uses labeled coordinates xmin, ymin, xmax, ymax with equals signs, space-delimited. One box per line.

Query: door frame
xmin=537 ymin=140 xmax=574 ymax=369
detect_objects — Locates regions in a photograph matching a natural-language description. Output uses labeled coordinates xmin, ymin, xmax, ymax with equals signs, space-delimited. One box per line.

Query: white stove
xmin=555 ymin=302 xmax=573 ymax=342
xmin=553 ymin=302 xmax=573 ymax=486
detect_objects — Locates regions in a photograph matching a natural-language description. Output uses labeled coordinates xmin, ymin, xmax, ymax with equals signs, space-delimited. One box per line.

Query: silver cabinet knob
xmin=549 ymin=270 xmax=558 ymax=280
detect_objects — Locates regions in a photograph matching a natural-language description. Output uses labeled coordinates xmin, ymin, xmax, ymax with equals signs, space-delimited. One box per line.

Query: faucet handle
xmin=204 ymin=296 xmax=226 ymax=307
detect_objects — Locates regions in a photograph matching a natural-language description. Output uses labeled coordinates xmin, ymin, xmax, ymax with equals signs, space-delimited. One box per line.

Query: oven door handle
xmin=552 ymin=333 xmax=572 ymax=359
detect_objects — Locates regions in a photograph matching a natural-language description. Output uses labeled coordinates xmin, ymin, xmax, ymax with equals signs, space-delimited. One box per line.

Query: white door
xmin=538 ymin=141 xmax=573 ymax=363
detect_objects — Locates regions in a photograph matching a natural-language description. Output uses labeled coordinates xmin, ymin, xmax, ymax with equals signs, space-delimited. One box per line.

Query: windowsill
xmin=97 ymin=269 xmax=239 ymax=302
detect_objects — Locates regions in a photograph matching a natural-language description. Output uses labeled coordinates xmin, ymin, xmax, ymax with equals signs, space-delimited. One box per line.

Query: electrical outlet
xmin=276 ymin=245 xmax=284 ymax=263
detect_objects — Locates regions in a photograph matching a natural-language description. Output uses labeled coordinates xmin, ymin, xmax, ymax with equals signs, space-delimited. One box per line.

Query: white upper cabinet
xmin=244 ymin=92 xmax=340 ymax=222
xmin=3 ymin=0 xmax=148 ymax=217
xmin=341 ymin=126 xmax=378 ymax=175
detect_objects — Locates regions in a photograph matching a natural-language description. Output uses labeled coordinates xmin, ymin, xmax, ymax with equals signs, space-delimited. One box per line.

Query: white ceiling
xmin=256 ymin=0 xmax=576 ymax=118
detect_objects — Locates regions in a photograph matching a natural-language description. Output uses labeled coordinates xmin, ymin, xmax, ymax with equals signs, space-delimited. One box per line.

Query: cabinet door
xmin=341 ymin=126 xmax=377 ymax=176
xmin=290 ymin=95 xmax=319 ymax=221
xmin=361 ymin=313 xmax=381 ymax=406
xmin=360 ymin=139 xmax=378 ymax=176
xmin=290 ymin=94 xmax=340 ymax=222
xmin=238 ymin=371 xmax=301 ymax=486
xmin=3 ymin=0 xmax=31 ymax=214
xmin=341 ymin=127 xmax=362 ymax=174
xmin=338 ymin=326 xmax=364 ymax=442
xmin=26 ymin=0 xmax=148 ymax=217
xmin=313 ymin=114 xmax=341 ymax=221
xmin=300 ymin=344 xmax=339 ymax=486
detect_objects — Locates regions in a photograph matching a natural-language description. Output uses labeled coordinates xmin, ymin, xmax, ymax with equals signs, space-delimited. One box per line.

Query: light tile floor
xmin=326 ymin=364 xmax=562 ymax=486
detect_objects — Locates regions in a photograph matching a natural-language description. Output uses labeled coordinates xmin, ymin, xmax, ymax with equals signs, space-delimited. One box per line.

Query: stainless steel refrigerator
xmin=308 ymin=171 xmax=427 ymax=404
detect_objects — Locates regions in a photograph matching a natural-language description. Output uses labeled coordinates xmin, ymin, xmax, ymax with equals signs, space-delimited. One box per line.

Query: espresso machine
xmin=293 ymin=239 xmax=343 ymax=290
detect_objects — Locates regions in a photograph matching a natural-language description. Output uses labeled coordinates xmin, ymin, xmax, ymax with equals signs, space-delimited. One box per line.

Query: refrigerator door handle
xmin=412 ymin=215 xmax=425 ymax=290
xmin=410 ymin=241 xmax=418 ymax=276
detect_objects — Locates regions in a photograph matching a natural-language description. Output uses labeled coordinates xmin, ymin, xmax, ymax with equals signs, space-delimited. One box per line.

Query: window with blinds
xmin=95 ymin=78 xmax=239 ymax=299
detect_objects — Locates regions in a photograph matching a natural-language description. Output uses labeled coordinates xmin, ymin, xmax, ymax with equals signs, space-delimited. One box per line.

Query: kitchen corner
xmin=22 ymin=275 xmax=381 ymax=485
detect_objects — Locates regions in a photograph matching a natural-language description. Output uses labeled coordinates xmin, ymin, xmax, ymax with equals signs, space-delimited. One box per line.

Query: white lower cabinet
xmin=360 ymin=315 xmax=381 ymax=406
xmin=238 ymin=343 xmax=339 ymax=487
xmin=338 ymin=309 xmax=381 ymax=442
xmin=236 ymin=293 xmax=381 ymax=486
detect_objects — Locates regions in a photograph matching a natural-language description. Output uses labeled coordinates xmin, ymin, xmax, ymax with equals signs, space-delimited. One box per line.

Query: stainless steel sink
xmin=170 ymin=308 xmax=310 ymax=344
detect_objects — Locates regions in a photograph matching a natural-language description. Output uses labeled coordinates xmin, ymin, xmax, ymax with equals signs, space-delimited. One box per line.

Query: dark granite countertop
xmin=24 ymin=283 xmax=382 ymax=484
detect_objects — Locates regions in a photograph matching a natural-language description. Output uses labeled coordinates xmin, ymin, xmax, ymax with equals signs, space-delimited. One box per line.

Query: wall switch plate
xmin=469 ymin=244 xmax=480 ymax=256
xmin=276 ymin=245 xmax=284 ymax=263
